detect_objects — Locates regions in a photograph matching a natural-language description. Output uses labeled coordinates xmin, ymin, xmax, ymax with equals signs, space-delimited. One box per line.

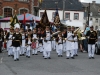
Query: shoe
xmin=14 ymin=60 xmax=16 ymax=61
xmin=22 ymin=54 xmax=25 ymax=56
xmin=92 ymin=57 xmax=95 ymax=59
xmin=48 ymin=57 xmax=51 ymax=59
xmin=32 ymin=54 xmax=34 ymax=55
xmin=58 ymin=55 xmax=60 ymax=57
xmin=20 ymin=55 xmax=22 ymax=56
xmin=89 ymin=57 xmax=91 ymax=59
xmin=71 ymin=57 xmax=75 ymax=59
xmin=35 ymin=54 xmax=38 ymax=55
xmin=44 ymin=58 xmax=47 ymax=59
xmin=17 ymin=59 xmax=19 ymax=61
xmin=8 ymin=55 xmax=10 ymax=57
xmin=26 ymin=56 xmax=28 ymax=57
xmin=66 ymin=58 xmax=69 ymax=59
xmin=61 ymin=55 xmax=63 ymax=57
xmin=28 ymin=56 xmax=30 ymax=58
xmin=76 ymin=54 xmax=78 ymax=56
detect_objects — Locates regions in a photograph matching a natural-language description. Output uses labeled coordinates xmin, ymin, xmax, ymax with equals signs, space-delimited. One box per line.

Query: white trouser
xmin=32 ymin=49 xmax=38 ymax=54
xmin=26 ymin=49 xmax=31 ymax=56
xmin=58 ymin=49 xmax=62 ymax=55
xmin=38 ymin=44 xmax=43 ymax=52
xmin=8 ymin=47 xmax=13 ymax=56
xmin=52 ymin=41 xmax=56 ymax=50
xmin=66 ymin=50 xmax=74 ymax=57
xmin=44 ymin=51 xmax=50 ymax=58
xmin=63 ymin=42 xmax=66 ymax=52
xmin=74 ymin=49 xmax=78 ymax=55
xmin=26 ymin=46 xmax=31 ymax=56
xmin=88 ymin=44 xmax=95 ymax=57
xmin=56 ymin=44 xmax=59 ymax=54
xmin=13 ymin=47 xmax=20 ymax=60
xmin=20 ymin=47 xmax=25 ymax=55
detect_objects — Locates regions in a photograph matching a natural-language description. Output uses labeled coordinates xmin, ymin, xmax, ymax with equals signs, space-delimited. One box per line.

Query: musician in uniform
xmin=20 ymin=28 xmax=26 ymax=56
xmin=62 ymin=27 xmax=67 ymax=52
xmin=37 ymin=28 xmax=43 ymax=53
xmin=56 ymin=33 xmax=63 ymax=57
xmin=86 ymin=26 xmax=97 ymax=59
xmin=6 ymin=27 xmax=14 ymax=56
xmin=43 ymin=26 xmax=52 ymax=59
xmin=31 ymin=28 xmax=38 ymax=55
xmin=13 ymin=23 xmax=22 ymax=61
xmin=0 ymin=28 xmax=3 ymax=53
xmin=26 ymin=34 xmax=32 ymax=58
xmin=66 ymin=26 xmax=75 ymax=59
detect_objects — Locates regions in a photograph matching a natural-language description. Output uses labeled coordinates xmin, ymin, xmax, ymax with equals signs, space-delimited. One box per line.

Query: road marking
xmin=0 ymin=57 xmax=3 ymax=63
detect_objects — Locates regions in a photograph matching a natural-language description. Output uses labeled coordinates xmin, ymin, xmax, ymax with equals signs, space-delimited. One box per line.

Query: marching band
xmin=0 ymin=23 xmax=98 ymax=61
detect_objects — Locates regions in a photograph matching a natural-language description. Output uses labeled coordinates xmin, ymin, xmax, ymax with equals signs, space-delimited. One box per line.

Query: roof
xmin=40 ymin=0 xmax=83 ymax=11
xmin=82 ymin=2 xmax=100 ymax=17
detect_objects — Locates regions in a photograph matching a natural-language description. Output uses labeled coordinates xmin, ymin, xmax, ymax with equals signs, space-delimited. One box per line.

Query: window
xmin=4 ymin=0 xmax=14 ymax=1
xmin=18 ymin=0 xmax=29 ymax=2
xmin=95 ymin=26 xmax=98 ymax=30
xmin=95 ymin=18 xmax=98 ymax=23
xmin=74 ymin=13 xmax=79 ymax=20
xmin=52 ymin=12 xmax=55 ymax=20
xmin=65 ymin=13 xmax=70 ymax=19
xmin=4 ymin=8 xmax=12 ymax=17
xmin=40 ymin=12 xmax=44 ymax=18
xmin=20 ymin=9 xmax=28 ymax=14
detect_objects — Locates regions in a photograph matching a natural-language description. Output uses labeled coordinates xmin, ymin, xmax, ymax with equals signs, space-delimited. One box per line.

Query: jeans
xmin=83 ymin=39 xmax=88 ymax=52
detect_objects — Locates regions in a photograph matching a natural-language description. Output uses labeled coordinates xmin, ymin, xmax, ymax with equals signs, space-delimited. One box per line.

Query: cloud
xmin=80 ymin=0 xmax=100 ymax=3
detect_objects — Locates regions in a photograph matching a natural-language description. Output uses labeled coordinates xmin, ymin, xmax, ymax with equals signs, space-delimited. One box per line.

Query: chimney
xmin=92 ymin=1 xmax=96 ymax=5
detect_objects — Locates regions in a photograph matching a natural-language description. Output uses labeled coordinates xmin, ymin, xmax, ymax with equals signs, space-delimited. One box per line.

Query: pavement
xmin=0 ymin=50 xmax=100 ymax=75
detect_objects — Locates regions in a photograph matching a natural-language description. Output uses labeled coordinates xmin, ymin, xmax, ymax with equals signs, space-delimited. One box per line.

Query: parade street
xmin=0 ymin=50 xmax=100 ymax=75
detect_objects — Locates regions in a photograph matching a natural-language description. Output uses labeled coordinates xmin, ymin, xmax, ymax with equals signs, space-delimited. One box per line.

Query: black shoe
xmin=89 ymin=57 xmax=91 ymax=59
xmin=66 ymin=58 xmax=69 ymax=59
xmin=20 ymin=54 xmax=22 ymax=56
xmin=17 ymin=59 xmax=19 ymax=61
xmin=32 ymin=54 xmax=34 ymax=55
xmin=43 ymin=56 xmax=44 ymax=57
xmin=14 ymin=59 xmax=16 ymax=61
xmin=61 ymin=55 xmax=63 ymax=57
xmin=44 ymin=58 xmax=47 ymax=59
xmin=22 ymin=54 xmax=25 ymax=56
xmin=8 ymin=55 xmax=10 ymax=57
xmin=76 ymin=54 xmax=78 ymax=56
xmin=35 ymin=54 xmax=38 ymax=55
xmin=26 ymin=56 xmax=28 ymax=57
xmin=28 ymin=56 xmax=30 ymax=58
xmin=48 ymin=57 xmax=51 ymax=59
xmin=58 ymin=55 xmax=60 ymax=57
xmin=71 ymin=57 xmax=75 ymax=59
xmin=92 ymin=57 xmax=95 ymax=59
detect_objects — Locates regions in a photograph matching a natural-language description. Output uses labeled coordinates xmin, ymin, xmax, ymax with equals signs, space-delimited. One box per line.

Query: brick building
xmin=0 ymin=0 xmax=39 ymax=18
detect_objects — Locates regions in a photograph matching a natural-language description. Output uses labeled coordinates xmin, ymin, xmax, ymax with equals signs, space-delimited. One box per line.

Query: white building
xmin=39 ymin=0 xmax=85 ymax=29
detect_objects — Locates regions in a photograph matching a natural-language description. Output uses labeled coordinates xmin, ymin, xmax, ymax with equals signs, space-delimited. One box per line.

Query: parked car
xmin=95 ymin=30 xmax=100 ymax=55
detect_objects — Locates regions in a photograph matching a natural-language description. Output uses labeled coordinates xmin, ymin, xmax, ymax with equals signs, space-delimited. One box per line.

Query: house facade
xmin=39 ymin=0 xmax=85 ymax=28
xmin=0 ymin=0 xmax=39 ymax=18
xmin=82 ymin=1 xmax=100 ymax=30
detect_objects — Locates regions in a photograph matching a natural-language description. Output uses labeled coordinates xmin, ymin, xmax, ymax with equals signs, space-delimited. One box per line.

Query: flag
xmin=23 ymin=12 xmax=26 ymax=31
xmin=10 ymin=14 xmax=20 ymax=27
xmin=53 ymin=8 xmax=61 ymax=27
xmin=39 ymin=10 xmax=50 ymax=28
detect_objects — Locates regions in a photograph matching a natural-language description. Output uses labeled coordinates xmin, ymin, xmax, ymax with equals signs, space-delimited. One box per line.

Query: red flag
xmin=23 ymin=12 xmax=26 ymax=31
xmin=23 ymin=12 xmax=26 ymax=24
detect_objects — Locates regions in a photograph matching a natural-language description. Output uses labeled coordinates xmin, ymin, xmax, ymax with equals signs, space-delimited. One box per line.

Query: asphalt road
xmin=0 ymin=50 xmax=100 ymax=75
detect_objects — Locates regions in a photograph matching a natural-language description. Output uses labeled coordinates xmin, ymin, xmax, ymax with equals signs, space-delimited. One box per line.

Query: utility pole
xmin=63 ymin=0 xmax=66 ymax=20
xmin=87 ymin=3 xmax=90 ymax=25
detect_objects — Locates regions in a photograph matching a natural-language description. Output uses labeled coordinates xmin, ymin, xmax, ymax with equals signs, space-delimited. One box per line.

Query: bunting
xmin=10 ymin=14 xmax=20 ymax=27
xmin=53 ymin=8 xmax=61 ymax=27
xmin=39 ymin=10 xmax=50 ymax=28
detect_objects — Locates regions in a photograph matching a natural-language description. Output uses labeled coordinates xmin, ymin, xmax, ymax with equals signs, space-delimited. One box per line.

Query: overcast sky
xmin=80 ymin=0 xmax=100 ymax=3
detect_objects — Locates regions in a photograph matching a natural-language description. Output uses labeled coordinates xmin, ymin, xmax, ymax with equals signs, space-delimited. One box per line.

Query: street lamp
xmin=63 ymin=0 xmax=66 ymax=20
